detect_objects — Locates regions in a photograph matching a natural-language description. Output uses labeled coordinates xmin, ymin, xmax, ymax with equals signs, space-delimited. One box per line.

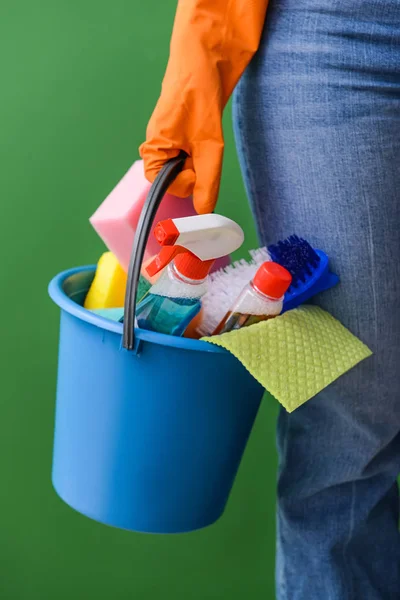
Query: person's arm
xmin=139 ymin=0 xmax=269 ymax=214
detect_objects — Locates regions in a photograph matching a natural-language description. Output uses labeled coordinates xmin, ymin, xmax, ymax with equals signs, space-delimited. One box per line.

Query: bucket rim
xmin=48 ymin=265 xmax=227 ymax=354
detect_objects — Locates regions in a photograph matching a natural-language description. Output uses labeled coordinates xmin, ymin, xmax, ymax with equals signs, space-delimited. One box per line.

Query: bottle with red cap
xmin=136 ymin=215 xmax=244 ymax=336
xmin=212 ymin=261 xmax=292 ymax=335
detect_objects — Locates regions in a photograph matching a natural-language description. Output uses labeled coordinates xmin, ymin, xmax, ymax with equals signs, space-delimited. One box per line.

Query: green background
xmin=0 ymin=2 xmax=278 ymax=598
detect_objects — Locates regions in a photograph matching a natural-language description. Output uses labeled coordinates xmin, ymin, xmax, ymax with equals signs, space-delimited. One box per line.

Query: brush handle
xmin=282 ymin=270 xmax=340 ymax=313
xmin=123 ymin=152 xmax=187 ymax=351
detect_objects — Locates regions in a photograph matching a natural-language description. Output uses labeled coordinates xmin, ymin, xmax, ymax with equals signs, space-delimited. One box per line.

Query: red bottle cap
xmin=174 ymin=252 xmax=215 ymax=281
xmin=253 ymin=262 xmax=292 ymax=299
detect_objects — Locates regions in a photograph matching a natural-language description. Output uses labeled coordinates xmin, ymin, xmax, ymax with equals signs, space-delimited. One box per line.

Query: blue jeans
xmin=233 ymin=0 xmax=400 ymax=598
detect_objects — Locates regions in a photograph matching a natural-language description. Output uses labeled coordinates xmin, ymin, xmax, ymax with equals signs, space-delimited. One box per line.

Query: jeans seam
xmin=343 ymin=481 xmax=356 ymax=600
xmin=277 ymin=411 xmax=289 ymax=600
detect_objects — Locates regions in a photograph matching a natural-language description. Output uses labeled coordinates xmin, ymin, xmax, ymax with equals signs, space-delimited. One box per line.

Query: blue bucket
xmin=48 ymin=156 xmax=264 ymax=533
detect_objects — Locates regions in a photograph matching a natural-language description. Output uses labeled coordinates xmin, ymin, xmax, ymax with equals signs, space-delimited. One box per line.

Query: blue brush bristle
xmin=268 ymin=235 xmax=320 ymax=289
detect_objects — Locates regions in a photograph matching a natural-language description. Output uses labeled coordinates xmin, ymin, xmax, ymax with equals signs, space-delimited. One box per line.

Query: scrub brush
xmin=269 ymin=235 xmax=339 ymax=312
xmin=197 ymin=236 xmax=339 ymax=337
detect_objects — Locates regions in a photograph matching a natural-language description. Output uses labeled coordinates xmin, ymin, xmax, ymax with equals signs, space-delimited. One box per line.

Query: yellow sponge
xmin=84 ymin=252 xmax=127 ymax=310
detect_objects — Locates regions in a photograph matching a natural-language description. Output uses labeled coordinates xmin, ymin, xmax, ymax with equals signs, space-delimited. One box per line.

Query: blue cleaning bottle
xmin=136 ymin=214 xmax=245 ymax=337
xmin=136 ymin=253 xmax=212 ymax=336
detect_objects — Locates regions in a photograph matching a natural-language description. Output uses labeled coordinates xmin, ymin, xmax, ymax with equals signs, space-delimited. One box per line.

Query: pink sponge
xmin=90 ymin=159 xmax=231 ymax=273
xmin=90 ymin=160 xmax=197 ymax=272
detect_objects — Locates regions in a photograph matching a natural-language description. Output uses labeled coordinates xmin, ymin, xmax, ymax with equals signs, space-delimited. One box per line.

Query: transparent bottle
xmin=136 ymin=252 xmax=212 ymax=337
xmin=213 ymin=262 xmax=292 ymax=335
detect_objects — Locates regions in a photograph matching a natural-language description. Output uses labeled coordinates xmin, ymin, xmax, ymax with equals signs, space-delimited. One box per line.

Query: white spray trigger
xmin=169 ymin=214 xmax=244 ymax=261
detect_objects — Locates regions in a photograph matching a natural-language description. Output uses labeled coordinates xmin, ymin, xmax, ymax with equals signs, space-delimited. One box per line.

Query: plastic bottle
xmin=136 ymin=253 xmax=211 ymax=336
xmin=212 ymin=262 xmax=292 ymax=335
xmin=136 ymin=214 xmax=244 ymax=337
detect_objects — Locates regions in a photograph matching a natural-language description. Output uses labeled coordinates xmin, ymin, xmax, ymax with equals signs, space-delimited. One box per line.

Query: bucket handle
xmin=123 ymin=152 xmax=187 ymax=351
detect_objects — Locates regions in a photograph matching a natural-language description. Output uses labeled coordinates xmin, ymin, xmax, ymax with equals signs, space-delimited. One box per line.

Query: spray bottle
xmin=136 ymin=215 xmax=244 ymax=336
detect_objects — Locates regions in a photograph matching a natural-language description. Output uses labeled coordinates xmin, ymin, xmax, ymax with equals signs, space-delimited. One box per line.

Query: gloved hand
xmin=139 ymin=0 xmax=269 ymax=214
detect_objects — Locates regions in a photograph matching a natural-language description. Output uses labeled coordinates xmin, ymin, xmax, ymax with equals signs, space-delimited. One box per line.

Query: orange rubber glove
xmin=139 ymin=0 xmax=269 ymax=214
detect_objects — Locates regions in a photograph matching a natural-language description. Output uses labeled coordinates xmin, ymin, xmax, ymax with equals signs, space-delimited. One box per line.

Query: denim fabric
xmin=232 ymin=0 xmax=400 ymax=598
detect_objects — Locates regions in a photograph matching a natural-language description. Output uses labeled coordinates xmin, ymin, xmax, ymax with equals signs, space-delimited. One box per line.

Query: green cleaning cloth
xmin=203 ymin=306 xmax=372 ymax=412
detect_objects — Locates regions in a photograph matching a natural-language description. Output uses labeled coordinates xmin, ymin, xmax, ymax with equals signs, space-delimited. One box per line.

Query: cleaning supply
xmin=268 ymin=235 xmax=339 ymax=312
xmin=140 ymin=0 xmax=269 ymax=214
xmin=136 ymin=214 xmax=244 ymax=336
xmin=204 ymin=305 xmax=372 ymax=412
xmin=136 ymin=261 xmax=208 ymax=336
xmin=84 ymin=252 xmax=127 ymax=310
xmin=197 ymin=237 xmax=339 ymax=337
xmin=84 ymin=251 xmax=151 ymax=311
xmin=213 ymin=262 xmax=292 ymax=335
